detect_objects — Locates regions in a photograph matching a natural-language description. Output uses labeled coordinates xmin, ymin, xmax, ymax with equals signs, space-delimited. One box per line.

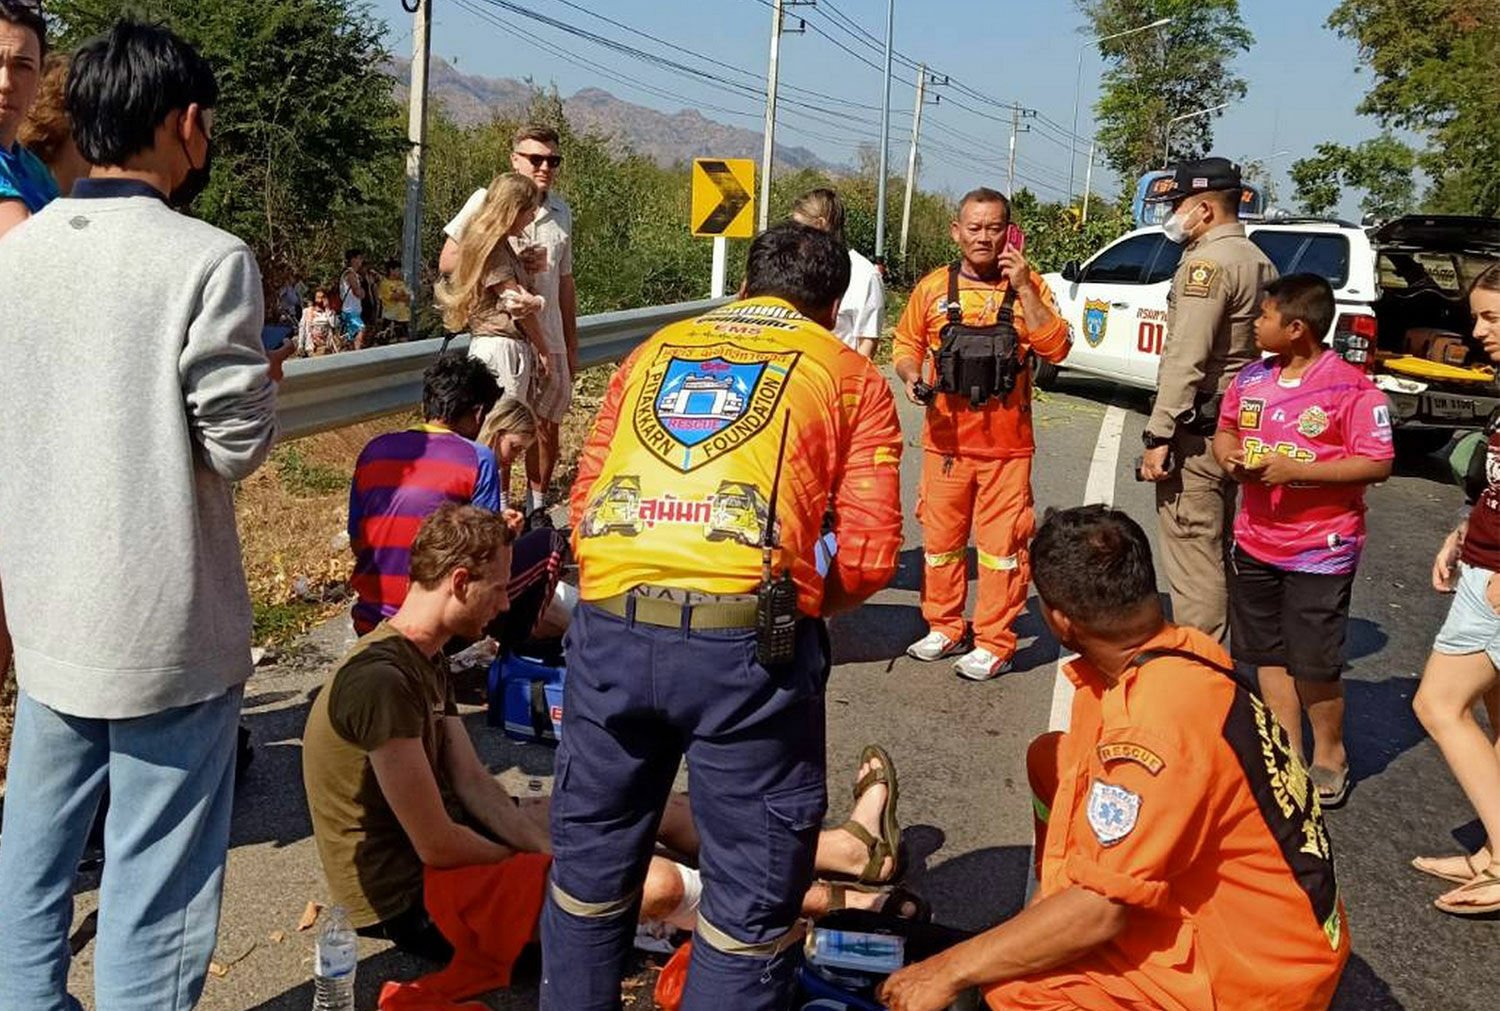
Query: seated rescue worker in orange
xmin=880 ymin=505 xmax=1350 ymax=1011
xmin=893 ymin=187 xmax=1071 ymax=682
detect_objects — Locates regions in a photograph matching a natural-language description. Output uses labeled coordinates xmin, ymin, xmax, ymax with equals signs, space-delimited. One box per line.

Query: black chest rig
xmin=934 ymin=262 xmax=1023 ymax=408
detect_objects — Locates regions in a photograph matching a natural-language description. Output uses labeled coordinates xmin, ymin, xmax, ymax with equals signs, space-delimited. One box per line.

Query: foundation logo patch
xmin=633 ymin=343 xmax=799 ymax=473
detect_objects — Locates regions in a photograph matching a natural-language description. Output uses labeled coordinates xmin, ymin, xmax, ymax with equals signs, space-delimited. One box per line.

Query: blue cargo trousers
xmin=540 ymin=600 xmax=830 ymax=1010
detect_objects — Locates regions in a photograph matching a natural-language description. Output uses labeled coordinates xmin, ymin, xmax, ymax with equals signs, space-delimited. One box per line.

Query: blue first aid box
xmin=486 ymin=651 xmax=565 ymax=743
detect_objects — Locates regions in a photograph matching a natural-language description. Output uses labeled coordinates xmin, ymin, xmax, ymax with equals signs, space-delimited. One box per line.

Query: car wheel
xmin=1394 ymin=428 xmax=1456 ymax=459
xmin=1032 ymin=356 xmax=1060 ymax=390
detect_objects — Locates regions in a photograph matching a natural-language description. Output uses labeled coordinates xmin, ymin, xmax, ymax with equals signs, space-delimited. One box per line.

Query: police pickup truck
xmin=1040 ymin=215 xmax=1500 ymax=456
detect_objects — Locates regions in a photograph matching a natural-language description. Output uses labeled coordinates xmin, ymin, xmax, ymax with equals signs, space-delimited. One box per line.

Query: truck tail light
xmin=1333 ymin=313 xmax=1377 ymax=369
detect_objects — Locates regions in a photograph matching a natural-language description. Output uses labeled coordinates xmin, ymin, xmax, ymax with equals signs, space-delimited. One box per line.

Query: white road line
xmin=1046 ymin=404 xmax=1128 ymax=732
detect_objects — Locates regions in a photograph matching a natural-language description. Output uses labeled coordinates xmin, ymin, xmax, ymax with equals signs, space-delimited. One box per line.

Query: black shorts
xmin=1229 ymin=547 xmax=1353 ymax=682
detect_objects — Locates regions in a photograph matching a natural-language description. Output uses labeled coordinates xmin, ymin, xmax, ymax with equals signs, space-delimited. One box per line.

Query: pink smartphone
xmin=1005 ymin=223 xmax=1026 ymax=254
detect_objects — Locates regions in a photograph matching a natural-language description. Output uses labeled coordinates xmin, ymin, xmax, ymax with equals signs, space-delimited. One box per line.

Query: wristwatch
xmin=1142 ymin=431 xmax=1172 ymax=450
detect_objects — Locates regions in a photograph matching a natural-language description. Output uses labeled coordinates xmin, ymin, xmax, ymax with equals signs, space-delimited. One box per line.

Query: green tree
xmin=1290 ymin=134 xmax=1418 ymax=219
xmin=46 ymin=0 xmax=404 ymax=281
xmin=1077 ymin=0 xmax=1252 ymax=182
xmin=1327 ymin=0 xmax=1500 ymax=214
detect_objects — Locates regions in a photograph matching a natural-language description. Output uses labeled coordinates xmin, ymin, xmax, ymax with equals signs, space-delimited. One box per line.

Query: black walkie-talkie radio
xmin=756 ymin=412 xmax=798 ymax=667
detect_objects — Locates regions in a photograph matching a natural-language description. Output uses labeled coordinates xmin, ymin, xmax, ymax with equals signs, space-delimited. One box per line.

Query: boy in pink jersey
xmin=1214 ymin=274 xmax=1394 ymax=807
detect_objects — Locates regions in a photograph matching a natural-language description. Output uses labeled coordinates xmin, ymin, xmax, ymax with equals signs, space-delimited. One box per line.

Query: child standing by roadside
xmin=1213 ymin=273 xmax=1394 ymax=808
xmin=378 ymin=258 xmax=412 ymax=343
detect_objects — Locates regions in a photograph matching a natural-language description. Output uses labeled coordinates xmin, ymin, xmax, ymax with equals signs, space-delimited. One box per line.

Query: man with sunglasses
xmin=441 ymin=124 xmax=577 ymax=526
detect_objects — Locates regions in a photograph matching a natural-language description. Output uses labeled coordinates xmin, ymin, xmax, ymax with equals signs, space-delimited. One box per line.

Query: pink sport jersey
xmin=1218 ymin=353 xmax=1394 ymax=574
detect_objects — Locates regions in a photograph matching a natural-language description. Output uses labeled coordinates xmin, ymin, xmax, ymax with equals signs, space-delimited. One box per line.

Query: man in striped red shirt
xmin=348 ymin=354 xmax=564 ymax=648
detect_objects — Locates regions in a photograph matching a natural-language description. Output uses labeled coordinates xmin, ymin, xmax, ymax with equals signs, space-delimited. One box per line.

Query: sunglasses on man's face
xmin=515 ymin=151 xmax=563 ymax=170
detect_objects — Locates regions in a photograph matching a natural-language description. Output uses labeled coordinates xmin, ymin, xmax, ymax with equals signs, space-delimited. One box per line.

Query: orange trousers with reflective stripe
xmin=917 ymin=452 xmax=1034 ymax=656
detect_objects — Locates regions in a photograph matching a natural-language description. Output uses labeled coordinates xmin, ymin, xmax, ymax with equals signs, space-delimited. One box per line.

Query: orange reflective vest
xmin=570 ymin=297 xmax=903 ymax=617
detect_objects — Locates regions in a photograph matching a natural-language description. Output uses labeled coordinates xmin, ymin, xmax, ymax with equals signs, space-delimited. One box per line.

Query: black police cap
xmin=1142 ymin=157 xmax=1243 ymax=203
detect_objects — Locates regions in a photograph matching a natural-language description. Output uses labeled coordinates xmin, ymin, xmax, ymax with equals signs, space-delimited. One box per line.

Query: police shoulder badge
xmin=1082 ymin=298 xmax=1110 ymax=348
xmin=1086 ymin=778 xmax=1141 ymax=846
xmin=1297 ymin=405 xmax=1330 ymax=438
xmin=633 ymin=342 xmax=799 ymax=474
xmin=1182 ymin=259 xmax=1219 ymax=299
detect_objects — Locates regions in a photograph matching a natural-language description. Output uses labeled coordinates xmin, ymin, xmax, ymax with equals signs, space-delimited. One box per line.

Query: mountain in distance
xmin=390 ymin=57 xmax=844 ymax=173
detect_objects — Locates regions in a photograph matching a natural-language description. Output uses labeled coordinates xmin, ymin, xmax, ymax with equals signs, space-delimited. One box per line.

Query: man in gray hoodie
xmin=0 ymin=21 xmax=279 ymax=1011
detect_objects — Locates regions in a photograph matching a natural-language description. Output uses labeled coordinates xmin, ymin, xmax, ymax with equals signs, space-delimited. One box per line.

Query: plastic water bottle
xmin=312 ymin=906 xmax=357 ymax=1010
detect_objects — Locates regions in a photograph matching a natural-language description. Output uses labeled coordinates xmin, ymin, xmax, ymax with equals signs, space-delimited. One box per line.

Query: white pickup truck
xmin=1041 ymin=215 xmax=1500 ymax=455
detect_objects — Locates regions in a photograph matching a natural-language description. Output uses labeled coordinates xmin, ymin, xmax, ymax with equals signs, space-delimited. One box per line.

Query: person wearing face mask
xmin=0 ymin=21 xmax=283 ymax=1010
xmin=1138 ymin=157 xmax=1276 ymax=642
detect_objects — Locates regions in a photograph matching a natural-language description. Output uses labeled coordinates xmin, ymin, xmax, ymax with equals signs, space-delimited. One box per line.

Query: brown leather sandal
xmin=826 ymin=745 xmax=901 ymax=884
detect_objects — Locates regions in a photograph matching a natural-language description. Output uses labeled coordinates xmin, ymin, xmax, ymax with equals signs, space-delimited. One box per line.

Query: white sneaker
xmin=953 ymin=647 xmax=1013 ymax=682
xmin=906 ymin=630 xmax=963 ymax=662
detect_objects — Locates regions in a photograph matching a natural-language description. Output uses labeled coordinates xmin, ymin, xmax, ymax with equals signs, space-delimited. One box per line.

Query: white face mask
xmin=1162 ymin=202 xmax=1199 ymax=245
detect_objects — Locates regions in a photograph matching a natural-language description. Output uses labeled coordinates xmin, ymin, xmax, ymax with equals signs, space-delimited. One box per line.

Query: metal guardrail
xmin=274 ymin=297 xmax=729 ymax=441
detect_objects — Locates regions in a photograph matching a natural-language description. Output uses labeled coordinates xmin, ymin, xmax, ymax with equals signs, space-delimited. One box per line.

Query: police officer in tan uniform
xmin=1139 ymin=158 xmax=1277 ymax=641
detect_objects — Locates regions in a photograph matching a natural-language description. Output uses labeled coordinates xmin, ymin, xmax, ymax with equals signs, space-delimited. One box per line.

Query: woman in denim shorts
xmin=1412 ymin=263 xmax=1500 ymax=916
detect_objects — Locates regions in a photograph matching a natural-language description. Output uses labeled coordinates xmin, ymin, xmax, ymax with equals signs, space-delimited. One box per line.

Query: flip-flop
xmin=827 ymin=745 xmax=901 ymax=884
xmin=1434 ymin=866 xmax=1500 ymax=917
xmin=820 ymin=881 xmax=931 ymax=924
xmin=1412 ymin=851 xmax=1490 ymax=885
xmin=1310 ymin=764 xmax=1350 ymax=809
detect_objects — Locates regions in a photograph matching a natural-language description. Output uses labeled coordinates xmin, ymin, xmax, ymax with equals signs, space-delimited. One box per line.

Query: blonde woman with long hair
xmin=436 ymin=172 xmax=550 ymax=421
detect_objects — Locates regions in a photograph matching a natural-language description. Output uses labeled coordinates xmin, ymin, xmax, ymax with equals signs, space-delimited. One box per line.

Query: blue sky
xmin=372 ymin=0 xmax=1380 ymax=217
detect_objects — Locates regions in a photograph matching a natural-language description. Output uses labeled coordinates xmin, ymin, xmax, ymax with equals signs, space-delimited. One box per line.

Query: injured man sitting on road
xmin=301 ymin=503 xmax=918 ymax=1002
xmin=880 ymin=505 xmax=1350 ymax=1011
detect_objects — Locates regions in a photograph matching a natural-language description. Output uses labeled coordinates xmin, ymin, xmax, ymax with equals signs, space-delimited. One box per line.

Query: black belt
xmin=594 ymin=586 xmax=760 ymax=630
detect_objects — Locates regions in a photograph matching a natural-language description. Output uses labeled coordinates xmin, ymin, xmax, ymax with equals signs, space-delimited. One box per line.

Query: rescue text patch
xmin=1097 ymin=742 xmax=1166 ymax=776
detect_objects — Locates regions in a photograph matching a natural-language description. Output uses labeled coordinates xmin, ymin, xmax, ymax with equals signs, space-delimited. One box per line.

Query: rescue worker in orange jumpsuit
xmin=540 ymin=222 xmax=904 ymax=1010
xmin=893 ymin=187 xmax=1071 ymax=680
xmin=879 ymin=506 xmax=1350 ymax=1011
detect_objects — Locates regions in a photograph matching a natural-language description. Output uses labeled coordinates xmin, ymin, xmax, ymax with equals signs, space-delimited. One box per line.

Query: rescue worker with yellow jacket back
xmin=539 ymin=223 xmax=904 ymax=1011
xmin=894 ymin=187 xmax=1071 ymax=681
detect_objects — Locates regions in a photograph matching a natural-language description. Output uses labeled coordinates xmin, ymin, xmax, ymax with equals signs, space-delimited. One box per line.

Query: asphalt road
xmin=58 ymin=369 xmax=1498 ymax=1010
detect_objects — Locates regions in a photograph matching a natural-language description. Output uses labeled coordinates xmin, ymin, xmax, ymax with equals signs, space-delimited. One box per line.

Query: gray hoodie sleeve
xmin=180 ymin=246 xmax=279 ymax=481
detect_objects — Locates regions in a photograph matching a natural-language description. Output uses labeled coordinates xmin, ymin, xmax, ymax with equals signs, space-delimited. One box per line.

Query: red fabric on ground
xmin=378 ymin=852 xmax=552 ymax=1011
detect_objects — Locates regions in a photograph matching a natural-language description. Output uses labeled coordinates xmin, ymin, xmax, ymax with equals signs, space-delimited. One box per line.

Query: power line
xmin=454 ymin=0 xmax=890 ymax=154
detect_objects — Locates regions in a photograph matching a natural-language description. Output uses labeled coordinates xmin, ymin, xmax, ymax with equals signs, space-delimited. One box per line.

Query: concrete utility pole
xmin=898 ymin=66 xmax=927 ymax=261
xmin=400 ymin=0 xmax=432 ymax=310
xmin=1081 ymin=140 xmax=1097 ymax=224
xmin=1007 ymin=104 xmax=1035 ymax=199
xmin=873 ymin=0 xmax=895 ymax=264
xmin=899 ymin=66 xmax=944 ymax=260
xmin=758 ymin=0 xmax=785 ymax=232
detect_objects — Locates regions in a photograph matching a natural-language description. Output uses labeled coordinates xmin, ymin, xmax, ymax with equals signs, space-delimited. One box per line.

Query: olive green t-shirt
xmin=302 ymin=623 xmax=460 ymax=928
